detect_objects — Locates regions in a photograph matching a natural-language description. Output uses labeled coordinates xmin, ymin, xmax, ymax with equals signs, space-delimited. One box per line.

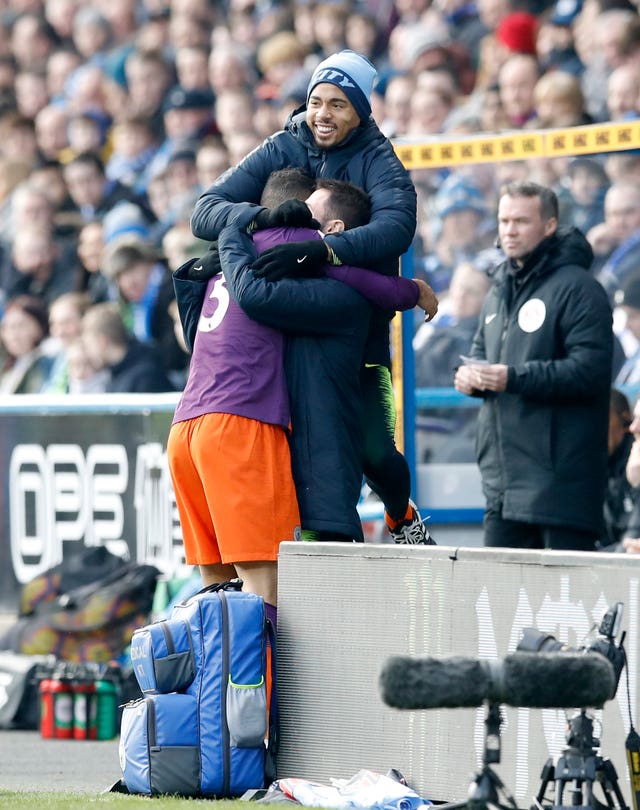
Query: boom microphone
xmin=380 ymin=652 xmax=616 ymax=710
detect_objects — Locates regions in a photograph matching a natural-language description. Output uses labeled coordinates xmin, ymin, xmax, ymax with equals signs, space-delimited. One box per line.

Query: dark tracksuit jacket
xmin=469 ymin=227 xmax=613 ymax=534
xmin=190 ymin=108 xmax=416 ymax=368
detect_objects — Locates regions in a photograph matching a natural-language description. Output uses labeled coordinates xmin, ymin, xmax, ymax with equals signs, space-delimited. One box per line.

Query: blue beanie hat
xmin=307 ymin=50 xmax=377 ymax=122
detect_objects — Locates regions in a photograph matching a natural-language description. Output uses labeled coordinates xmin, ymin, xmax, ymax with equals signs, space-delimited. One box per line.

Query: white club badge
xmin=518 ymin=298 xmax=546 ymax=333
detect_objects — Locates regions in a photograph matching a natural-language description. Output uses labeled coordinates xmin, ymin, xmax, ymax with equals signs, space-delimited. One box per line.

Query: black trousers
xmin=483 ymin=508 xmax=599 ymax=551
xmin=360 ymin=364 xmax=411 ymax=522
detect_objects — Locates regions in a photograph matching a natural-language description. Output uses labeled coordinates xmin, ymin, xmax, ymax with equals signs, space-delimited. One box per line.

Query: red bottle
xmin=39 ymin=676 xmax=74 ymax=739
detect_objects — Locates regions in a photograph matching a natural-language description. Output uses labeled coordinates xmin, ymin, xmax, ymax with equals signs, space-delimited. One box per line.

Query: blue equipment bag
xmin=119 ymin=579 xmax=277 ymax=797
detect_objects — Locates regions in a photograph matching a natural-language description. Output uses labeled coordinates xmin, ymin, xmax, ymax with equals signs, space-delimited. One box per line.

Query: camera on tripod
xmin=516 ymin=603 xmax=628 ymax=810
xmin=517 ymin=602 xmax=626 ymax=701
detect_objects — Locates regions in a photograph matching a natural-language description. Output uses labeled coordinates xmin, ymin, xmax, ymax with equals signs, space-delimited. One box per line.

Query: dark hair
xmin=611 ymin=387 xmax=631 ymax=426
xmin=316 ymin=178 xmax=371 ymax=229
xmin=3 ymin=294 xmax=49 ymax=338
xmin=499 ymin=180 xmax=558 ymax=221
xmin=260 ymin=167 xmax=315 ymax=207
xmin=65 ymin=151 xmax=105 ymax=175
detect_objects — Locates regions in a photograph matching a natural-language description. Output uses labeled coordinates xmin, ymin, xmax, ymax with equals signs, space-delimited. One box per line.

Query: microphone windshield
xmin=380 ymin=651 xmax=616 ymax=710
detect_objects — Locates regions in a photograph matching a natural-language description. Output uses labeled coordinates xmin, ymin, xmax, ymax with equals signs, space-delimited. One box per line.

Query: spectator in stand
xmin=105 ymin=115 xmax=159 ymax=194
xmin=45 ymin=47 xmax=82 ymax=103
xmin=45 ymin=0 xmax=78 ymax=46
xmin=255 ymin=30 xmax=308 ymax=103
xmin=404 ymin=25 xmax=472 ymax=94
xmin=379 ymin=73 xmax=414 ymax=138
xmin=162 ymin=220 xmax=208 ymax=273
xmin=72 ymin=219 xmax=110 ymax=304
xmin=536 ymin=0 xmax=584 ymax=76
xmin=0 ymin=113 xmax=40 ymax=168
xmin=3 ymin=222 xmax=77 ymax=306
xmin=606 ymin=64 xmax=640 ymax=121
xmin=225 ymin=130 xmax=263 ymax=167
xmin=528 ymin=70 xmax=592 ymax=128
xmin=64 ymin=336 xmax=110 ymax=393
xmin=174 ymin=44 xmax=210 ymax=92
xmin=604 ymin=151 xmax=640 ymax=185
xmin=588 ymin=182 xmax=640 ymax=297
xmin=215 ymin=87 xmax=255 ymax=145
xmin=59 ymin=111 xmax=109 ymax=163
xmin=414 ymin=260 xmax=491 ymax=387
xmin=613 ymin=275 xmax=640 ymax=386
xmin=81 ymin=301 xmax=175 ymax=393
xmin=557 ymin=157 xmax=608 ymax=235
xmin=144 ymin=85 xmax=216 ymax=184
xmin=579 ymin=7 xmax=638 ymax=122
xmin=498 ymin=53 xmax=540 ymax=127
xmin=10 ymin=13 xmax=59 ymax=72
xmin=63 ymin=151 xmax=155 ymax=227
xmin=311 ymin=2 xmax=349 ymax=61
xmin=42 ymin=290 xmax=92 ymax=393
xmin=207 ymin=43 xmax=254 ymax=96
xmin=123 ymin=48 xmax=174 ymax=135
xmin=407 ymin=82 xmax=455 ymax=137
xmin=70 ymin=6 xmax=113 ymax=67
xmin=0 ymin=295 xmax=53 ymax=394
xmin=14 ymin=68 xmax=49 ymax=120
xmin=101 ymin=236 xmax=186 ymax=386
xmin=435 ymin=0 xmax=487 ymax=69
xmin=418 ymin=174 xmax=493 ymax=293
xmin=195 ymin=137 xmax=230 ymax=190
xmin=34 ymin=104 xmax=69 ymax=162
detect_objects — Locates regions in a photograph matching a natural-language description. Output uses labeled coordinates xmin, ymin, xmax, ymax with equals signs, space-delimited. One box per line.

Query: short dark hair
xmin=611 ymin=388 xmax=631 ymax=425
xmin=316 ymin=178 xmax=371 ymax=229
xmin=499 ymin=180 xmax=558 ymax=221
xmin=260 ymin=168 xmax=315 ymax=207
xmin=65 ymin=151 xmax=105 ymax=176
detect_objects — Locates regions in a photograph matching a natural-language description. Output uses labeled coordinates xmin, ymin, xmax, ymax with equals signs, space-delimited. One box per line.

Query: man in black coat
xmin=454 ymin=181 xmax=613 ymax=551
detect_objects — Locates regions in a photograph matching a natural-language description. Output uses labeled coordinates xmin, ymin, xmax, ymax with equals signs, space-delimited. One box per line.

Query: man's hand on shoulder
xmin=414 ymin=279 xmax=438 ymax=321
xmin=186 ymin=242 xmax=221 ymax=281
xmin=252 ymin=239 xmax=329 ymax=281
xmin=253 ymin=199 xmax=320 ymax=231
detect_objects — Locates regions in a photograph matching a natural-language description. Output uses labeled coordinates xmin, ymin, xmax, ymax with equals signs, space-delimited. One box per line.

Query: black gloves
xmin=186 ymin=242 xmax=220 ymax=281
xmin=253 ymin=199 xmax=320 ymax=231
xmin=252 ymin=239 xmax=330 ymax=282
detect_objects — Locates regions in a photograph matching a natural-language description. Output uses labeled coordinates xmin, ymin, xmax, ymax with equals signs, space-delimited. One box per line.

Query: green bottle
xmin=94 ymin=678 xmax=118 ymax=740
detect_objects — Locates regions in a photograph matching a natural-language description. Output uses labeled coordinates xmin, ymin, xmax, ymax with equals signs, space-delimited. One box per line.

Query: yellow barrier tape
xmin=394 ymin=120 xmax=640 ymax=169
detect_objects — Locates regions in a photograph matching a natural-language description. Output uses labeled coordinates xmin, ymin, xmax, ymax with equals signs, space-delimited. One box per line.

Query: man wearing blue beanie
xmin=188 ymin=50 xmax=438 ymax=546
xmin=306 ymin=50 xmax=378 ymax=127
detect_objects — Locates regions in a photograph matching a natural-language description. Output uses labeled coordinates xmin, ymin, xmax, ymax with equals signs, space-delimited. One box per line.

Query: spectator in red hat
xmin=496 ymin=11 xmax=539 ymax=57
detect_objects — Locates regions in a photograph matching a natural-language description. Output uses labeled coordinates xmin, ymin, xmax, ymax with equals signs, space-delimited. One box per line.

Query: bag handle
xmin=197 ymin=578 xmax=244 ymax=596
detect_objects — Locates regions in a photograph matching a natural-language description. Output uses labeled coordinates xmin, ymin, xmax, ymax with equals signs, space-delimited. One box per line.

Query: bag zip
xmin=220 ymin=590 xmax=231 ymax=796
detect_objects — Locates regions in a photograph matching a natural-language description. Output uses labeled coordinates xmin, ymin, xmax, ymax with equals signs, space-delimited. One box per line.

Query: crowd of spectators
xmin=0 ymin=0 xmax=639 ymax=408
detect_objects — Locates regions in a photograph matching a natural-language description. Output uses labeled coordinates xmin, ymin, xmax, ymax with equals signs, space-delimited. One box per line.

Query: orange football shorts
xmin=167 ymin=412 xmax=300 ymax=565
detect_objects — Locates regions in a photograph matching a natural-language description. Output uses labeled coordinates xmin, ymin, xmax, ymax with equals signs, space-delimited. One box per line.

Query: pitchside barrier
xmin=276 ymin=542 xmax=640 ymax=808
xmin=0 ymin=393 xmax=486 ymax=611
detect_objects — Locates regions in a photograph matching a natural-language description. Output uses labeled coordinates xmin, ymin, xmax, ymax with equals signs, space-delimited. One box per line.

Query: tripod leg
xmin=534 ymin=759 xmax=555 ymax=808
xmin=597 ymin=758 xmax=630 ymax=810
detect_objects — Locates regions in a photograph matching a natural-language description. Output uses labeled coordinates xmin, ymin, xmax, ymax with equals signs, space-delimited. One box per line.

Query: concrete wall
xmin=276 ymin=543 xmax=640 ymax=807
